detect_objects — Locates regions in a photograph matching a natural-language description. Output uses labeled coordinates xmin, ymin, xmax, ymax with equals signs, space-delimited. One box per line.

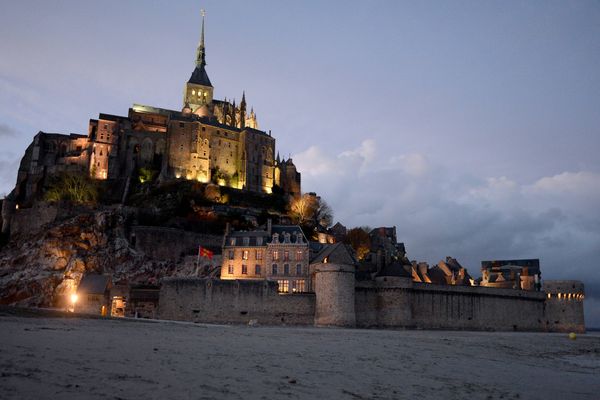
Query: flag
xmin=198 ymin=246 xmax=213 ymax=260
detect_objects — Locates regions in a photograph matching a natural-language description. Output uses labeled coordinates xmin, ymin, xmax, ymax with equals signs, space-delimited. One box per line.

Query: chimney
xmin=225 ymin=222 xmax=230 ymax=236
xmin=267 ymin=219 xmax=272 ymax=235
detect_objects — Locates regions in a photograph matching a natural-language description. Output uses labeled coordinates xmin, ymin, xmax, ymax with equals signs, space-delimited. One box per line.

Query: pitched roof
xmin=310 ymin=243 xmax=357 ymax=265
xmin=377 ymin=262 xmax=411 ymax=278
xmin=188 ymin=65 xmax=213 ymax=87
xmin=77 ymin=274 xmax=111 ymax=295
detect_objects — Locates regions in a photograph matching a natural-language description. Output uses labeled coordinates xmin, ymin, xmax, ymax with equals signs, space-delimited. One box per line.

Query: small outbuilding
xmin=76 ymin=274 xmax=112 ymax=316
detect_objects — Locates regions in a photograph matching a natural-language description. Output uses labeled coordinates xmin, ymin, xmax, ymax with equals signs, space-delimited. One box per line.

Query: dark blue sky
xmin=1 ymin=1 xmax=599 ymax=325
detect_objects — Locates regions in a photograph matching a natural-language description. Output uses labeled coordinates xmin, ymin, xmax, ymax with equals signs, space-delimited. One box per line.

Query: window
xmin=242 ymin=265 xmax=247 ymax=275
xmin=272 ymin=264 xmax=278 ymax=275
xmin=228 ymin=265 xmax=234 ymax=274
xmin=243 ymin=237 xmax=249 ymax=246
xmin=257 ymin=237 xmax=263 ymax=246
xmin=284 ymin=264 xmax=290 ymax=275
xmin=230 ymin=238 xmax=236 ymax=246
xmin=242 ymin=250 xmax=248 ymax=260
xmin=293 ymin=280 xmax=306 ymax=293
xmin=228 ymin=250 xmax=234 ymax=260
xmin=256 ymin=250 xmax=263 ymax=260
xmin=277 ymin=280 xmax=289 ymax=293
xmin=255 ymin=265 xmax=261 ymax=275
xmin=179 ymin=122 xmax=184 ymax=128
xmin=296 ymin=250 xmax=303 ymax=261
xmin=284 ymin=251 xmax=289 ymax=261
xmin=273 ymin=250 xmax=279 ymax=261
xmin=296 ymin=264 xmax=302 ymax=275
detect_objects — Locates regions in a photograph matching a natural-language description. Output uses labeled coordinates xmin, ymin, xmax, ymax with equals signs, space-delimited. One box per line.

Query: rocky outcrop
xmin=0 ymin=205 xmax=200 ymax=308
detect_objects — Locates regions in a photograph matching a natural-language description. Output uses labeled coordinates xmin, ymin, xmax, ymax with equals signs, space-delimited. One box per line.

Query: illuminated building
xmin=10 ymin=11 xmax=300 ymax=205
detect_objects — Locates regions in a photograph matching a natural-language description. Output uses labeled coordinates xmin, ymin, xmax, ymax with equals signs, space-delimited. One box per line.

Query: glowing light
xmin=264 ymin=186 xmax=272 ymax=194
xmin=217 ymin=178 xmax=226 ymax=186
xmin=71 ymin=293 xmax=78 ymax=304
xmin=175 ymin=173 xmax=182 ymax=179
xmin=15 ymin=204 xmax=19 ymax=210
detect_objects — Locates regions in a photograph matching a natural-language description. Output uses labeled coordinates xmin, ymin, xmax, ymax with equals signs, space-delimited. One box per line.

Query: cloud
xmin=0 ymin=155 xmax=19 ymax=197
xmin=294 ymin=140 xmax=600 ymax=326
xmin=0 ymin=123 xmax=17 ymax=137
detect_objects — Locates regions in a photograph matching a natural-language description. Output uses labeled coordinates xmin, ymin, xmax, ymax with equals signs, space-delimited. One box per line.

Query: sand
xmin=1 ymin=314 xmax=599 ymax=400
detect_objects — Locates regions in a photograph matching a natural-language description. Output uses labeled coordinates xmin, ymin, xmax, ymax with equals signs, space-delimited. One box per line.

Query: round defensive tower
xmin=313 ymin=263 xmax=356 ymax=327
xmin=543 ymin=280 xmax=585 ymax=333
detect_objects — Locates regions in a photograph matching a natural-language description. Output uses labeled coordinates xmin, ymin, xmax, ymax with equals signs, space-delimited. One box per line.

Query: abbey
xmin=10 ymin=13 xmax=300 ymax=205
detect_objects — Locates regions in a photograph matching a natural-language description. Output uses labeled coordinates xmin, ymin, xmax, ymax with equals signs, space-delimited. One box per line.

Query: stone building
xmin=7 ymin=12 xmax=300 ymax=209
xmin=75 ymin=274 xmax=112 ymax=316
xmin=480 ymin=259 xmax=541 ymax=291
xmin=220 ymin=221 xmax=311 ymax=293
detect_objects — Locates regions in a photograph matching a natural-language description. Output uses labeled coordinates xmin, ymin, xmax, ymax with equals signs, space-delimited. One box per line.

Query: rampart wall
xmin=158 ymin=277 xmax=585 ymax=332
xmin=543 ymin=280 xmax=585 ymax=333
xmin=133 ymin=226 xmax=222 ymax=261
xmin=158 ymin=278 xmax=315 ymax=325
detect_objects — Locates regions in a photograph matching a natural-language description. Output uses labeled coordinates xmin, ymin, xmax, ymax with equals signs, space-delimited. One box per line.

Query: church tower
xmin=183 ymin=10 xmax=214 ymax=113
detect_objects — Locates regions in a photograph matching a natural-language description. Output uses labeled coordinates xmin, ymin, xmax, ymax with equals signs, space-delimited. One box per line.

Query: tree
xmin=45 ymin=172 xmax=98 ymax=204
xmin=344 ymin=227 xmax=371 ymax=261
xmin=315 ymin=198 xmax=333 ymax=228
xmin=289 ymin=194 xmax=316 ymax=225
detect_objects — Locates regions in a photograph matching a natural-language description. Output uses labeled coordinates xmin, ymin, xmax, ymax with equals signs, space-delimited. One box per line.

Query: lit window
xmin=242 ymin=265 xmax=247 ymax=275
xmin=257 ymin=237 xmax=263 ymax=246
xmin=273 ymin=250 xmax=279 ymax=261
xmin=228 ymin=250 xmax=234 ymax=260
xmin=228 ymin=265 xmax=234 ymax=274
xmin=284 ymin=251 xmax=289 ymax=261
xmin=255 ymin=265 xmax=261 ymax=275
xmin=277 ymin=280 xmax=289 ymax=293
xmin=296 ymin=264 xmax=302 ymax=275
xmin=293 ymin=280 xmax=305 ymax=293
xmin=272 ymin=264 xmax=278 ymax=275
xmin=256 ymin=250 xmax=263 ymax=260
xmin=192 ymin=90 xmax=196 ymax=95
xmin=242 ymin=250 xmax=248 ymax=260
xmin=230 ymin=238 xmax=236 ymax=246
xmin=284 ymin=264 xmax=290 ymax=275
xmin=296 ymin=251 xmax=303 ymax=261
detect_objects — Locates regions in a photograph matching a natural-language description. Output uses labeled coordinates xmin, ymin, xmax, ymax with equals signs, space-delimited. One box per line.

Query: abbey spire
xmin=196 ymin=9 xmax=206 ymax=67
xmin=184 ymin=9 xmax=214 ymax=112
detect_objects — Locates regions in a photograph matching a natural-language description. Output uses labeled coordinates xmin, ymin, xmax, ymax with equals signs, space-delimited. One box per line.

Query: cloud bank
xmin=294 ymin=140 xmax=600 ymax=325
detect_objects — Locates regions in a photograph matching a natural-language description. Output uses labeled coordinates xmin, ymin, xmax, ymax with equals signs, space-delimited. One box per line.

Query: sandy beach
xmin=1 ymin=312 xmax=599 ymax=400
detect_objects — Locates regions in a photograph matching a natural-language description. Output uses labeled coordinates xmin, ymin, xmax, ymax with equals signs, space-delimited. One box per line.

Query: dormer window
xmin=257 ymin=237 xmax=263 ymax=246
xmin=272 ymin=233 xmax=279 ymax=243
xmin=230 ymin=238 xmax=236 ymax=246
xmin=243 ymin=237 xmax=249 ymax=246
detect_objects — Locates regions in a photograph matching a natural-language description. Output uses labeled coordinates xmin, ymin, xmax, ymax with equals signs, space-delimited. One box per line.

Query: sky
xmin=1 ymin=1 xmax=599 ymax=326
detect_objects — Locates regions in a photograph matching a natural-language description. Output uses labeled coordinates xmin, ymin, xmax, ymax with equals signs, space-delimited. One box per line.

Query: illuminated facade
xmin=12 ymin=11 xmax=299 ymax=201
xmin=220 ymin=222 xmax=311 ymax=293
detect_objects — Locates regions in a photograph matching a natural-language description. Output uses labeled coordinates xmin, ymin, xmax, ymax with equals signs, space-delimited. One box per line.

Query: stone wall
xmin=355 ymin=279 xmax=560 ymax=332
xmin=409 ymin=283 xmax=546 ymax=331
xmin=543 ymin=280 xmax=585 ymax=333
xmin=158 ymin=278 xmax=315 ymax=325
xmin=133 ymin=226 xmax=222 ymax=261
xmin=9 ymin=203 xmax=59 ymax=237
xmin=157 ymin=275 xmax=584 ymax=332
